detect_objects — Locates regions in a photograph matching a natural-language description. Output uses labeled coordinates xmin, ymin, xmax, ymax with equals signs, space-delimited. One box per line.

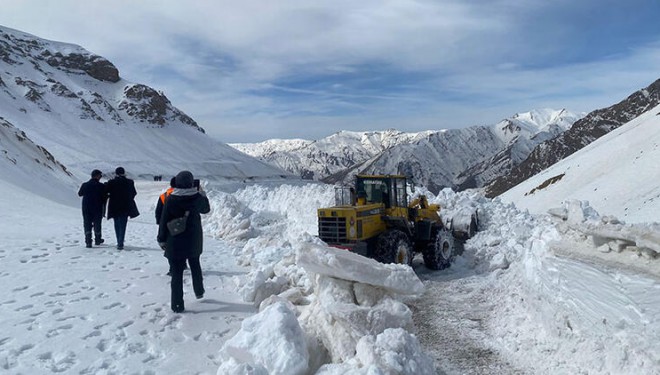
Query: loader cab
xmin=355 ymin=175 xmax=408 ymax=209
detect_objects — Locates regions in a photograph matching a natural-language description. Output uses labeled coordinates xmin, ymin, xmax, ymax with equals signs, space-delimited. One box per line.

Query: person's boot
xmin=95 ymin=238 xmax=104 ymax=246
xmin=85 ymin=232 xmax=92 ymax=248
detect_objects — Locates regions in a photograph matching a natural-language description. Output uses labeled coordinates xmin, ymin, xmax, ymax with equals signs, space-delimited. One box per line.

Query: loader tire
xmin=374 ymin=230 xmax=413 ymax=267
xmin=468 ymin=216 xmax=478 ymax=238
xmin=423 ymin=228 xmax=455 ymax=270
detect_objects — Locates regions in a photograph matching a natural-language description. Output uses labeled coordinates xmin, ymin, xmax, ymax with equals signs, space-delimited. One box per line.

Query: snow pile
xmin=217 ymin=301 xmax=309 ymax=375
xmin=446 ymin=191 xmax=660 ymax=374
xmin=207 ymin=184 xmax=435 ymax=374
xmin=204 ymin=182 xmax=333 ymax=266
xmin=549 ymin=199 xmax=660 ymax=259
xmin=216 ymin=243 xmax=434 ymax=374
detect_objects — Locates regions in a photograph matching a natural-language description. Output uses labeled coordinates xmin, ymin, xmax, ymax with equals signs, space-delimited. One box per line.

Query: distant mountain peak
xmin=486 ymin=78 xmax=660 ymax=197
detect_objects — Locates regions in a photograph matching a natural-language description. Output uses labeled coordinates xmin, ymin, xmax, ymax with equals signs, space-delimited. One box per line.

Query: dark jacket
xmin=78 ymin=178 xmax=106 ymax=216
xmin=105 ymin=176 xmax=137 ymax=219
xmin=157 ymin=189 xmax=210 ymax=260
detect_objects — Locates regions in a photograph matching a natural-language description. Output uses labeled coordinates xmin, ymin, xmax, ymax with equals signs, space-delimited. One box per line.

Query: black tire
xmin=374 ymin=230 xmax=413 ymax=267
xmin=423 ymin=228 xmax=455 ymax=270
xmin=468 ymin=216 xmax=478 ymax=238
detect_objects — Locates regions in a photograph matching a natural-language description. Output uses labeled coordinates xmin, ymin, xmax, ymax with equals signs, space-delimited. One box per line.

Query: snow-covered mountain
xmin=230 ymin=129 xmax=433 ymax=180
xmin=487 ymin=78 xmax=660 ymax=197
xmin=500 ymin=102 xmax=660 ymax=223
xmin=325 ymin=109 xmax=581 ymax=193
xmin=0 ymin=116 xmax=76 ymax=204
xmin=231 ymin=109 xmax=580 ymax=193
xmin=0 ymin=25 xmax=291 ymax=194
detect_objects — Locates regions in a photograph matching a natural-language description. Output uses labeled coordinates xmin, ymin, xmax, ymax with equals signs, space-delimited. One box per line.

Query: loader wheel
xmin=423 ymin=228 xmax=455 ymax=270
xmin=374 ymin=230 xmax=413 ymax=267
xmin=468 ymin=216 xmax=478 ymax=238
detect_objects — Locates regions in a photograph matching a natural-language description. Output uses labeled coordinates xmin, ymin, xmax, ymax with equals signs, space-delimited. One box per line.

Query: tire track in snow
xmin=411 ymin=268 xmax=528 ymax=375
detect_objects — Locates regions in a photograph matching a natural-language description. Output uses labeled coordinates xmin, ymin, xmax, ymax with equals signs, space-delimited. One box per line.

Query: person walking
xmin=157 ymin=171 xmax=210 ymax=313
xmin=105 ymin=166 xmax=138 ymax=250
xmin=155 ymin=177 xmax=185 ymax=276
xmin=78 ymin=169 xmax=106 ymax=248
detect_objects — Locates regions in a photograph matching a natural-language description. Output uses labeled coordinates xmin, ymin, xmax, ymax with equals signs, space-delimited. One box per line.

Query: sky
xmin=2 ymin=0 xmax=660 ymax=143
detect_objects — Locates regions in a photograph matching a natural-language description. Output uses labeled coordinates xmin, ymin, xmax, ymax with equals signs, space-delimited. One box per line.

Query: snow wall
xmin=203 ymin=183 xmax=660 ymax=374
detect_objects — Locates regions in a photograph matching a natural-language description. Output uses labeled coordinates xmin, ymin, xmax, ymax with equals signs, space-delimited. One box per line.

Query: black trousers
xmin=83 ymin=211 xmax=103 ymax=244
xmin=168 ymin=256 xmax=204 ymax=310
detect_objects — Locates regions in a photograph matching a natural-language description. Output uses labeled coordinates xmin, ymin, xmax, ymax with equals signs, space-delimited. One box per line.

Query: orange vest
xmin=159 ymin=187 xmax=174 ymax=204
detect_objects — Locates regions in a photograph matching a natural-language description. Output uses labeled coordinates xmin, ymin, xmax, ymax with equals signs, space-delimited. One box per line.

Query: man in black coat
xmin=157 ymin=170 xmax=210 ymax=313
xmin=78 ymin=169 xmax=106 ymax=248
xmin=105 ymin=166 xmax=137 ymax=250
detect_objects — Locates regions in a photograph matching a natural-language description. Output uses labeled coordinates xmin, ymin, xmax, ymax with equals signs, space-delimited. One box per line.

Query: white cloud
xmin=2 ymin=0 xmax=659 ymax=142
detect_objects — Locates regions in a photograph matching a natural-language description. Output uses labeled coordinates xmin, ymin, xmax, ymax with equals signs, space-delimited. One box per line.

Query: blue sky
xmin=3 ymin=0 xmax=660 ymax=142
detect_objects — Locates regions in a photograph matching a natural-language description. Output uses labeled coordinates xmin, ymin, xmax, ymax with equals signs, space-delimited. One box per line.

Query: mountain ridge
xmin=232 ymin=108 xmax=581 ymax=193
xmin=486 ymin=78 xmax=660 ymax=197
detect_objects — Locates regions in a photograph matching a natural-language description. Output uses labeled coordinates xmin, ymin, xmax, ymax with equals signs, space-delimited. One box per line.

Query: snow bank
xmin=549 ymin=200 xmax=660 ymax=258
xmin=445 ymin=191 xmax=660 ymax=374
xmin=206 ymin=183 xmax=434 ymax=374
xmin=208 ymin=183 xmax=660 ymax=374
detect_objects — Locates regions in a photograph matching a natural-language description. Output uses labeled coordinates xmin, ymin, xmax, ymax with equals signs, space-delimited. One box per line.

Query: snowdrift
xmin=203 ymin=182 xmax=660 ymax=374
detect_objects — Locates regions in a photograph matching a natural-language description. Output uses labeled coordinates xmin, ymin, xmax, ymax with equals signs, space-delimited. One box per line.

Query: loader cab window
xmin=356 ymin=178 xmax=385 ymax=206
xmin=356 ymin=177 xmax=406 ymax=208
xmin=394 ymin=178 xmax=407 ymax=207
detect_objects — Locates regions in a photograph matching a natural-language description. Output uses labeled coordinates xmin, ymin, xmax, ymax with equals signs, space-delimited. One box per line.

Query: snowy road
xmin=412 ymin=266 xmax=528 ymax=375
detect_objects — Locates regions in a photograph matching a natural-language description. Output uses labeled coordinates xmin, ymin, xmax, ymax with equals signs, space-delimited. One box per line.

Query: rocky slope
xmin=0 ymin=25 xmax=290 ymax=183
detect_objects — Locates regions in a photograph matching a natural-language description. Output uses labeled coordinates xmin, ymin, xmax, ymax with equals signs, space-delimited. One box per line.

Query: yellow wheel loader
xmin=317 ymin=175 xmax=475 ymax=270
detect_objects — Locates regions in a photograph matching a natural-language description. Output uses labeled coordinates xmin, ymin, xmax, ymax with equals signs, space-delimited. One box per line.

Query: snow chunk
xmin=315 ymin=328 xmax=435 ymax=375
xmin=297 ymin=243 xmax=424 ymax=296
xmin=217 ymin=301 xmax=309 ymax=375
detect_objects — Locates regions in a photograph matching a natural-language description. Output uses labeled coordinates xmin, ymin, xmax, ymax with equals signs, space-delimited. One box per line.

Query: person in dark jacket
xmin=105 ymin=166 xmax=138 ymax=250
xmin=78 ymin=169 xmax=106 ymax=248
xmin=155 ymin=177 xmax=185 ymax=275
xmin=157 ymin=170 xmax=210 ymax=313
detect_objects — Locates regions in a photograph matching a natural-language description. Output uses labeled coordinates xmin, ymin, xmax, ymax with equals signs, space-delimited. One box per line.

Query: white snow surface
xmin=2 ymin=164 xmax=660 ymax=374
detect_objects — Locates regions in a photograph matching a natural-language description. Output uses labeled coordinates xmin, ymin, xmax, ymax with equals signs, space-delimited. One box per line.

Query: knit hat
xmin=115 ymin=167 xmax=125 ymax=176
xmin=169 ymin=177 xmax=177 ymax=188
xmin=175 ymin=170 xmax=194 ymax=189
xmin=91 ymin=169 xmax=102 ymax=178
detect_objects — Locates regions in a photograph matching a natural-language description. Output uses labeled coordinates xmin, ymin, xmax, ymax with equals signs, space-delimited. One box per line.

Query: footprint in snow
xmin=45 ymin=324 xmax=73 ymax=338
xmin=102 ymin=302 xmax=123 ymax=310
xmin=14 ymin=304 xmax=33 ymax=312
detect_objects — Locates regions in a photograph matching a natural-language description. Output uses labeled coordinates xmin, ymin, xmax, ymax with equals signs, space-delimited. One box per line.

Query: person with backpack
xmin=157 ymin=170 xmax=210 ymax=313
xmin=78 ymin=169 xmax=106 ymax=248
xmin=105 ymin=166 xmax=138 ymax=250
